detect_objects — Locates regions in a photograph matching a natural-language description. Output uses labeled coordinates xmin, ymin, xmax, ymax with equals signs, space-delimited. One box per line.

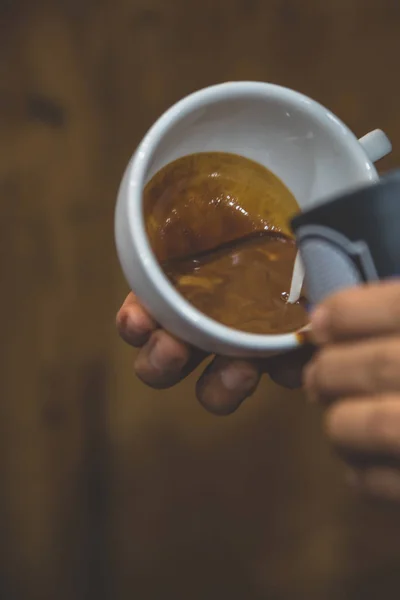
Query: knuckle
xmin=135 ymin=369 xmax=168 ymax=390
xmin=312 ymin=349 xmax=335 ymax=396
xmin=326 ymin=289 xmax=355 ymax=328
xmin=116 ymin=306 xmax=150 ymax=347
xmin=134 ymin=330 xmax=189 ymax=382
xmin=149 ymin=328 xmax=164 ymax=345
xmin=365 ymin=405 xmax=386 ymax=440
xmin=324 ymin=402 xmax=347 ymax=442
xmin=367 ymin=402 xmax=400 ymax=454
xmin=133 ymin=350 xmax=150 ymax=379
xmin=134 ymin=366 xmax=153 ymax=386
xmin=134 ymin=355 xmax=176 ymax=390
xmin=134 ymin=363 xmax=155 ymax=388
xmin=153 ymin=330 xmax=190 ymax=364
xmin=196 ymin=384 xmax=238 ymax=416
xmin=116 ymin=307 xmax=138 ymax=346
xmin=370 ymin=343 xmax=400 ymax=390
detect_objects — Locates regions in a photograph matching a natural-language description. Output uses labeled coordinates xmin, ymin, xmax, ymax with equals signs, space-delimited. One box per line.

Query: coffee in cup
xmin=144 ymin=151 xmax=308 ymax=334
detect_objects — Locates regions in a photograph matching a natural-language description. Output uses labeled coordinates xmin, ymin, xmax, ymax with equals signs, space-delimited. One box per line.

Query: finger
xmin=116 ymin=293 xmax=157 ymax=347
xmin=325 ymin=396 xmax=400 ymax=457
xmin=196 ymin=357 xmax=261 ymax=416
xmin=134 ymin=329 xmax=207 ymax=389
xmin=304 ymin=337 xmax=400 ymax=403
xmin=347 ymin=467 xmax=400 ymax=502
xmin=265 ymin=345 xmax=315 ymax=389
xmin=310 ymin=281 xmax=400 ymax=345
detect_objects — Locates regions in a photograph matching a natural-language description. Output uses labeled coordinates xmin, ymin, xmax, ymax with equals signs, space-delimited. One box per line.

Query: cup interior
xmin=144 ymin=83 xmax=377 ymax=212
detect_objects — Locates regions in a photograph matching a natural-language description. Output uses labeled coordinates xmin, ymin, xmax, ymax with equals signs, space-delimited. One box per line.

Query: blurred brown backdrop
xmin=1 ymin=0 xmax=400 ymax=599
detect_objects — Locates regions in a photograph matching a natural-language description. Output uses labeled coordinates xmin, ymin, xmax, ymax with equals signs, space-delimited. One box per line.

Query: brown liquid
xmin=144 ymin=152 xmax=308 ymax=335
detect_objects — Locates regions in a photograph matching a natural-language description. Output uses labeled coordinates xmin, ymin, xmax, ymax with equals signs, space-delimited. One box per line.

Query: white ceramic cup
xmin=115 ymin=82 xmax=391 ymax=358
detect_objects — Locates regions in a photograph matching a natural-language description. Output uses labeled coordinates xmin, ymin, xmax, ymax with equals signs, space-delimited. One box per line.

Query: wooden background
xmin=1 ymin=0 xmax=400 ymax=598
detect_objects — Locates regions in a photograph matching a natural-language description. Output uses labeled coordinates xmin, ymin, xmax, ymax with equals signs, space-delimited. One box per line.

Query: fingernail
xmin=147 ymin=338 xmax=183 ymax=373
xmin=220 ymin=363 xmax=257 ymax=393
xmin=310 ymin=306 xmax=330 ymax=344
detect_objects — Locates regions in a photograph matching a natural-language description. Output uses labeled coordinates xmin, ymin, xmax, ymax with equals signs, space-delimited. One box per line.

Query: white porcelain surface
xmin=115 ymin=82 xmax=391 ymax=357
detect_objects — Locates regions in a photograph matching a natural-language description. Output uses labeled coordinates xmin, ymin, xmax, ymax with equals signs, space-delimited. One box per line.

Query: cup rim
xmin=125 ymin=81 xmax=378 ymax=352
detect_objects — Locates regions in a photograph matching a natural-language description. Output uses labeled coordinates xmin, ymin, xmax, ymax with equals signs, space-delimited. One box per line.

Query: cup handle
xmin=358 ymin=129 xmax=392 ymax=163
